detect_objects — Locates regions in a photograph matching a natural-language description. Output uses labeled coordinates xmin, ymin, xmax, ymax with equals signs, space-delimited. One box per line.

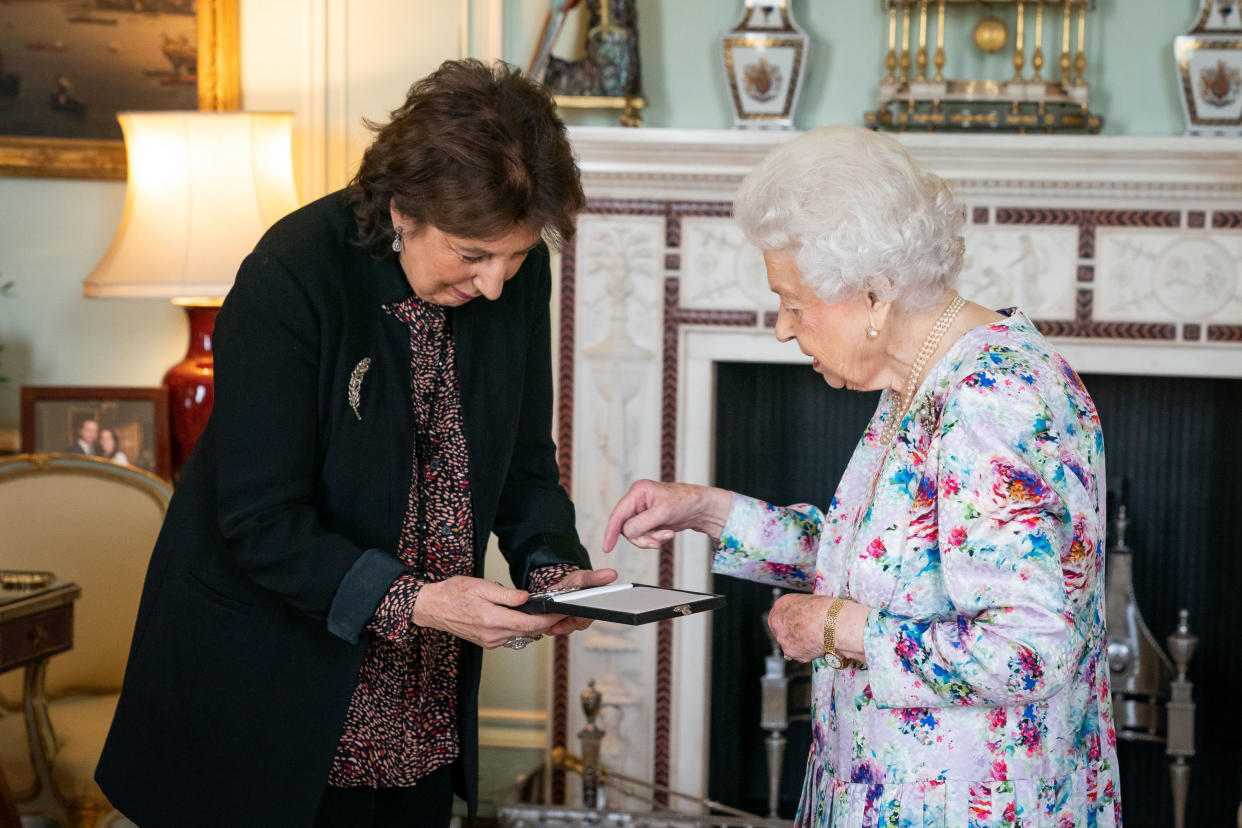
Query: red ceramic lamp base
xmin=164 ymin=302 xmax=219 ymax=476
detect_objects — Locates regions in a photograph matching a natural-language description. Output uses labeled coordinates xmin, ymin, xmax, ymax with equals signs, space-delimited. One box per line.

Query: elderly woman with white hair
xmin=603 ymin=126 xmax=1120 ymax=828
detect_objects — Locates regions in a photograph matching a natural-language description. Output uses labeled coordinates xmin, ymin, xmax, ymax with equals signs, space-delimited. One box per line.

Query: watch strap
xmin=822 ymin=596 xmax=847 ymax=667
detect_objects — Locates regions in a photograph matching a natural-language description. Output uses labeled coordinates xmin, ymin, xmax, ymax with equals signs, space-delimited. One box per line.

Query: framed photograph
xmin=20 ymin=386 xmax=171 ymax=480
xmin=0 ymin=0 xmax=238 ymax=180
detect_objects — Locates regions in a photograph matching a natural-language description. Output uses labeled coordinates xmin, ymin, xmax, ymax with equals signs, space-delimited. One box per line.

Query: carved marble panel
xmin=568 ymin=213 xmax=665 ymax=807
xmin=1094 ymin=230 xmax=1242 ymax=324
xmin=572 ymin=214 xmax=664 ymax=569
xmin=679 ymin=217 xmax=774 ymax=312
xmin=959 ymin=226 xmax=1080 ymax=320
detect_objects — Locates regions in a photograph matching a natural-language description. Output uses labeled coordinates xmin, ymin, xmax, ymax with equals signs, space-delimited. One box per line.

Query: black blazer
xmin=96 ymin=193 xmax=590 ymax=827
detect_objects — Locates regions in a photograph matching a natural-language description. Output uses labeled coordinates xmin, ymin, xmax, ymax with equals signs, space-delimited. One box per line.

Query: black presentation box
xmin=516 ymin=582 xmax=725 ymax=625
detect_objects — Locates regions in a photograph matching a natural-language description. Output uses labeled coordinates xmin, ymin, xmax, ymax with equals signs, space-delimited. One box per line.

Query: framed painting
xmin=0 ymin=0 xmax=238 ymax=180
xmin=20 ymin=385 xmax=171 ymax=480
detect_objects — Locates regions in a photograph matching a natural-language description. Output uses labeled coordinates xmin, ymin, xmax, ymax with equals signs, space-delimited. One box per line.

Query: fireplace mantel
xmin=551 ymin=127 xmax=1242 ymax=810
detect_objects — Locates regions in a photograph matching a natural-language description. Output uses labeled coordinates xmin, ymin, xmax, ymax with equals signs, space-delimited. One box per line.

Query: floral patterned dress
xmin=714 ymin=310 xmax=1121 ymax=828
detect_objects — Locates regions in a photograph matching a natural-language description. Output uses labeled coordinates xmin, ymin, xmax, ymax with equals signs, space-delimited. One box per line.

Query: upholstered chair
xmin=0 ymin=454 xmax=171 ymax=828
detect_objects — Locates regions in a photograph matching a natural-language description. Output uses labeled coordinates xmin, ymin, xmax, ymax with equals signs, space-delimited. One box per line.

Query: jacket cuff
xmin=507 ymin=532 xmax=592 ymax=591
xmin=327 ymin=547 xmax=409 ymax=644
xmin=526 ymin=563 xmax=579 ymax=592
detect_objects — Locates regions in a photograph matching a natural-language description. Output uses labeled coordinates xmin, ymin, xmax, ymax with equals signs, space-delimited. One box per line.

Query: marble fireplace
xmin=549 ymin=126 xmax=1242 ymax=813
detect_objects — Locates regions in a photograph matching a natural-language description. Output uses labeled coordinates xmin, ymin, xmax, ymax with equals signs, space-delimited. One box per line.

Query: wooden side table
xmin=0 ymin=583 xmax=81 ymax=828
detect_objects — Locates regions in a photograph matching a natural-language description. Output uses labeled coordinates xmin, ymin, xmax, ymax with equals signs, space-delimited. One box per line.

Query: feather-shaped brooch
xmin=347 ymin=357 xmax=372 ymax=421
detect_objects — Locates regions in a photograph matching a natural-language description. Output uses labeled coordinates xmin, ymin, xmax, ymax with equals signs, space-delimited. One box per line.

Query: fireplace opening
xmin=710 ymin=361 xmax=1242 ymax=827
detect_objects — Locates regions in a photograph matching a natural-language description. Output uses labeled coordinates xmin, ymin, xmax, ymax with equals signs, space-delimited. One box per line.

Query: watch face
xmin=823 ymin=652 xmax=844 ymax=670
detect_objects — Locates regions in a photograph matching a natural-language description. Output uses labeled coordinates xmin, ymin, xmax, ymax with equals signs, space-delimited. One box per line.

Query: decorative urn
xmin=1175 ymin=0 xmax=1242 ymax=135
xmin=720 ymin=0 xmax=810 ymax=130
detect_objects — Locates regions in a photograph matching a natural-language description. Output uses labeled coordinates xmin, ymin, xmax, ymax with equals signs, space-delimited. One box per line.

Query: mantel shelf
xmin=567 ymin=126 xmax=1242 ymax=201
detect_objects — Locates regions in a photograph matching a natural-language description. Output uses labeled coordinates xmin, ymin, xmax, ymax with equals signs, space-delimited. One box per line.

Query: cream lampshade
xmin=84 ymin=111 xmax=301 ymax=475
xmin=84 ymin=111 xmax=299 ymax=300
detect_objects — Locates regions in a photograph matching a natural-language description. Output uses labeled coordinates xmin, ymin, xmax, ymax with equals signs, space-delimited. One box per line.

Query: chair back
xmin=0 ymin=454 xmax=171 ymax=699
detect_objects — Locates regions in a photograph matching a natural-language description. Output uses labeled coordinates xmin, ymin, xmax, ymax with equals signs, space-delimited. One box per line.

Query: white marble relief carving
xmin=959 ymin=226 xmax=1079 ymax=319
xmin=567 ymin=214 xmax=664 ymax=803
xmin=573 ymin=215 xmax=663 ymax=580
xmin=1095 ymin=230 xmax=1242 ymax=323
xmin=679 ymin=217 xmax=775 ymax=312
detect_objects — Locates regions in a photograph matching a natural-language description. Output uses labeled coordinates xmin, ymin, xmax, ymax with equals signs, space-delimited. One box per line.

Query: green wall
xmin=505 ymin=0 xmax=1195 ymax=135
xmin=0 ymin=179 xmax=184 ymax=438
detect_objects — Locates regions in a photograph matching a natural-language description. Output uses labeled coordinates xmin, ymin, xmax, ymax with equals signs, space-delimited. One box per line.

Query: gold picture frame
xmin=0 ymin=0 xmax=239 ymax=181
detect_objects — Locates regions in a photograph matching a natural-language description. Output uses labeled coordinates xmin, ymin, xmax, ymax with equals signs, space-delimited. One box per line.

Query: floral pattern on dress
xmin=713 ymin=310 xmax=1120 ymax=828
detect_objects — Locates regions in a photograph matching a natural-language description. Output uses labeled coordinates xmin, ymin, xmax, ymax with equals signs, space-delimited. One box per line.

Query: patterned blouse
xmin=714 ymin=310 xmax=1121 ymax=828
xmin=328 ymin=295 xmax=574 ymax=788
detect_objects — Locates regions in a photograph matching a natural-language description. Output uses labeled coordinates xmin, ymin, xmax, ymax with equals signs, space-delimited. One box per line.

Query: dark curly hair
xmin=345 ymin=59 xmax=584 ymax=256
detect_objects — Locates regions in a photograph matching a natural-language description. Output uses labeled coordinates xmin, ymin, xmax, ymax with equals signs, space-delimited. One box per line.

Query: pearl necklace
xmin=875 ymin=293 xmax=966 ymax=451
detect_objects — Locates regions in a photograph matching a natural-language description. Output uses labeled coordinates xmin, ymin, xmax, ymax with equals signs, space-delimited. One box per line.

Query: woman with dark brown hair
xmin=97 ymin=426 xmax=130 ymax=465
xmin=96 ymin=59 xmax=613 ymax=828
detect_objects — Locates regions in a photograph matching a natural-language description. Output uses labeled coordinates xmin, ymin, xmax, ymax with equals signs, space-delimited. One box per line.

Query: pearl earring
xmin=866 ymin=325 xmax=880 ymax=340
xmin=391 ymin=230 xmax=403 ymax=253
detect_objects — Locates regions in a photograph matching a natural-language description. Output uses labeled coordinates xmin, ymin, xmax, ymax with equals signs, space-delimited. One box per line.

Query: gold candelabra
xmin=868 ymin=0 xmax=1101 ymax=133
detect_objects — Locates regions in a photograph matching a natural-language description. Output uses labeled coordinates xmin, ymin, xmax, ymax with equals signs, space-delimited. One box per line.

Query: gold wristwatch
xmin=822 ymin=597 xmax=847 ymax=669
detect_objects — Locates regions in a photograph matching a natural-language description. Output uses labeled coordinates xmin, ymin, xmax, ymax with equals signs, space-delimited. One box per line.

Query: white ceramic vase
xmin=720 ymin=0 xmax=810 ymax=130
xmin=1175 ymin=0 xmax=1242 ymax=135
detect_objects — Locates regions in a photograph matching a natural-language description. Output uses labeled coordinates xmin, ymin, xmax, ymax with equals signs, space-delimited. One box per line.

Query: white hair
xmin=733 ymin=125 xmax=965 ymax=310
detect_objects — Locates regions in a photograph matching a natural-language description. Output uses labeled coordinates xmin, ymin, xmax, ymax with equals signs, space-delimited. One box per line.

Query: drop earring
xmin=866 ymin=325 xmax=880 ymax=340
xmin=391 ymin=229 xmax=403 ymax=253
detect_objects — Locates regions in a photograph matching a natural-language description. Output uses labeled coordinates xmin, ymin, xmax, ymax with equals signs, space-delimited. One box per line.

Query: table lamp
xmin=83 ymin=111 xmax=300 ymax=474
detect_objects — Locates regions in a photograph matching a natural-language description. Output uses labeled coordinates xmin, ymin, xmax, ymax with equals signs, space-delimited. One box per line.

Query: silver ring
xmin=504 ymin=635 xmax=541 ymax=650
xmin=783 ymin=654 xmax=792 ymax=662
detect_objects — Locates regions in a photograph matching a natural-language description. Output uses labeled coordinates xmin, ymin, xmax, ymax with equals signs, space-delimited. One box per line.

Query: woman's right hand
xmin=410 ymin=576 xmax=563 ymax=649
xmin=602 ymin=480 xmax=733 ymax=553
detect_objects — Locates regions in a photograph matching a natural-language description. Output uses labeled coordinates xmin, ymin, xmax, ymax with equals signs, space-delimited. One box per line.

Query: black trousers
xmin=312 ymin=765 xmax=455 ymax=828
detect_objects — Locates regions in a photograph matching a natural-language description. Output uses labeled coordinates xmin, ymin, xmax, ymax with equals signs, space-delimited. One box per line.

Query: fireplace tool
xmin=760 ymin=592 xmax=789 ymax=819
xmin=548 ymin=679 xmax=779 ymax=822
xmin=576 ymin=679 xmax=605 ymax=809
xmin=1105 ymin=503 xmax=1197 ymax=828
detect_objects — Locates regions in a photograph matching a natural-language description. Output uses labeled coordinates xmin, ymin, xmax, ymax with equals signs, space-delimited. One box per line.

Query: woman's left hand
xmin=768 ymin=593 xmax=871 ymax=663
xmin=540 ymin=567 xmax=619 ymax=636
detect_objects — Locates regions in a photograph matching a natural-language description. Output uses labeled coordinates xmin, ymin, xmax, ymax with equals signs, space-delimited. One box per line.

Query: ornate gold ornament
xmin=974 ymin=16 xmax=1009 ymax=52
xmin=868 ymin=0 xmax=1101 ymax=134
